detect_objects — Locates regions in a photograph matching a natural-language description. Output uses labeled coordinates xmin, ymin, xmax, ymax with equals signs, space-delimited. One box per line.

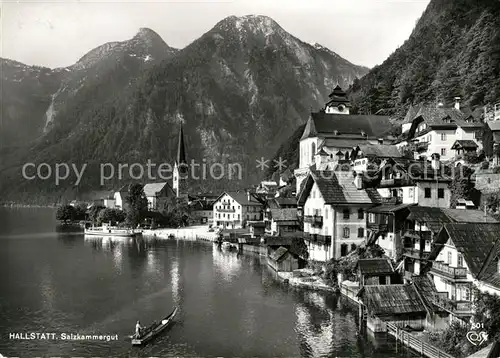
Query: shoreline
xmin=1 ymin=203 xmax=57 ymax=208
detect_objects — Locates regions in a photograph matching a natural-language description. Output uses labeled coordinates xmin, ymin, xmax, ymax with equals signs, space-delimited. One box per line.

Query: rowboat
xmin=130 ymin=307 xmax=178 ymax=346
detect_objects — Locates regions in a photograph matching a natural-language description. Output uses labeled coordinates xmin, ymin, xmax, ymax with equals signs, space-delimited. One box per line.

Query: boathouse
xmin=357 ymin=284 xmax=428 ymax=332
xmin=356 ymin=258 xmax=395 ymax=286
xmin=267 ymin=246 xmax=300 ymax=272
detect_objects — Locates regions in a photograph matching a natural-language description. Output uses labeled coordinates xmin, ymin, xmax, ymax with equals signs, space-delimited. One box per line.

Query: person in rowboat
xmin=135 ymin=320 xmax=143 ymax=338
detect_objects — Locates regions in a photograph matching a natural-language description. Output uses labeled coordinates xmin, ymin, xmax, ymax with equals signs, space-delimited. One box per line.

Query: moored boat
xmin=84 ymin=224 xmax=138 ymax=237
xmin=130 ymin=307 xmax=178 ymax=346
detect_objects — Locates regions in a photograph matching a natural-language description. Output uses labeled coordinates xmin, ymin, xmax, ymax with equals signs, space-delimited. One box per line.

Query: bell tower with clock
xmin=325 ymin=84 xmax=351 ymax=114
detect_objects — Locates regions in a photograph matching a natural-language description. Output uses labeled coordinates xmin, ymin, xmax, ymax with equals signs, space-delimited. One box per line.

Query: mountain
xmin=0 ymin=15 xmax=368 ymax=203
xmin=0 ymin=28 xmax=177 ymax=150
xmin=348 ymin=0 xmax=500 ymax=118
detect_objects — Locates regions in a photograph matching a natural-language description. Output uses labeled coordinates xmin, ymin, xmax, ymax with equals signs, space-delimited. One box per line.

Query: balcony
xmin=304 ymin=215 xmax=323 ymax=227
xmin=432 ymin=293 xmax=473 ymax=315
xmin=367 ymin=223 xmax=388 ymax=232
xmin=217 ymin=207 xmax=235 ymax=213
xmin=379 ymin=178 xmax=413 ymax=188
xmin=403 ymin=247 xmax=430 ymax=260
xmin=304 ymin=233 xmax=331 ymax=246
xmin=404 ymin=230 xmax=432 ymax=240
xmin=431 ymin=261 xmax=468 ymax=279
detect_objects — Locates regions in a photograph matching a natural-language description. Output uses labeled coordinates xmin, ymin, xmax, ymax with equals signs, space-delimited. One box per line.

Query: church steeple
xmin=173 ymin=124 xmax=188 ymax=200
xmin=176 ymin=124 xmax=187 ymax=166
xmin=325 ymin=84 xmax=351 ymax=114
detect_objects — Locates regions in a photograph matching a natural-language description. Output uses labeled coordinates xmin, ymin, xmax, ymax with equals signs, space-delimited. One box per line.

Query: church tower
xmin=173 ymin=124 xmax=189 ymax=201
xmin=325 ymin=85 xmax=351 ymax=114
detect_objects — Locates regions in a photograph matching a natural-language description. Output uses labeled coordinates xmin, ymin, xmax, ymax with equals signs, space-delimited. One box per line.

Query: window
xmin=358 ymin=228 xmax=364 ymax=238
xmin=409 ymin=188 xmax=414 ymax=199
xmin=343 ymin=227 xmax=350 ymax=238
xmin=343 ymin=209 xmax=350 ymax=219
xmin=311 ymin=142 xmax=316 ymax=163
xmin=325 ymin=208 xmax=328 ymax=219
xmin=448 ymin=252 xmax=452 ymax=265
xmin=438 ymin=188 xmax=444 ymax=199
xmin=351 ymin=244 xmax=357 ymax=252
xmin=369 ymin=213 xmax=376 ymax=223
xmin=358 ymin=209 xmax=364 ymax=219
xmin=441 ymin=148 xmax=446 ymax=156
xmin=457 ymin=254 xmax=464 ymax=267
xmin=441 ymin=133 xmax=447 ymax=141
xmin=425 ymin=188 xmax=431 ymax=198
xmin=341 ymin=244 xmax=348 ymax=257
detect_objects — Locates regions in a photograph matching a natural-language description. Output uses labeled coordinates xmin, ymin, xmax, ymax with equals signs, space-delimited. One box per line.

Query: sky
xmin=1 ymin=0 xmax=430 ymax=69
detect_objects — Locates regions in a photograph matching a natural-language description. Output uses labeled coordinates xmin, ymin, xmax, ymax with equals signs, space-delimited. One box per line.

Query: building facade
xmin=213 ymin=191 xmax=263 ymax=229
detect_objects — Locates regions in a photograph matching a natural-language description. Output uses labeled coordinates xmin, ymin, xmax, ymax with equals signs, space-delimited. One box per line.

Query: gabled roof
xmin=412 ymin=275 xmax=447 ymax=314
xmin=270 ymin=208 xmax=298 ymax=221
xmin=357 ymin=284 xmax=427 ymax=315
xmin=356 ymin=143 xmax=403 ymax=158
xmin=269 ymin=246 xmax=291 ymax=262
xmin=215 ymin=191 xmax=263 ymax=206
xmin=368 ymin=203 xmax=416 ymax=214
xmin=488 ymin=121 xmax=500 ymax=131
xmin=143 ymin=182 xmax=174 ymax=197
xmin=431 ymin=223 xmax=500 ymax=277
xmin=297 ymin=170 xmax=382 ymax=206
xmin=300 ymin=111 xmax=394 ymax=141
xmin=441 ymin=209 xmax=498 ymax=223
xmin=357 ymin=258 xmax=394 ymax=275
xmin=407 ymin=206 xmax=452 ymax=233
xmin=451 ymin=140 xmax=478 ymax=150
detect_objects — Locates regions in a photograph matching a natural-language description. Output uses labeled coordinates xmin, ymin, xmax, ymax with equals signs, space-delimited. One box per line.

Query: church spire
xmin=176 ymin=124 xmax=187 ymax=165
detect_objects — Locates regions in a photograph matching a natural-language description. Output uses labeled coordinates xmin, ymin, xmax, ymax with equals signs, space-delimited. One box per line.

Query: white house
xmin=114 ymin=185 xmax=130 ymax=211
xmin=425 ymin=223 xmax=500 ymax=319
xmin=213 ymin=191 xmax=263 ymax=229
xmin=143 ymin=182 xmax=176 ymax=212
xmin=397 ymin=103 xmax=483 ymax=161
xmin=297 ymin=170 xmax=381 ymax=261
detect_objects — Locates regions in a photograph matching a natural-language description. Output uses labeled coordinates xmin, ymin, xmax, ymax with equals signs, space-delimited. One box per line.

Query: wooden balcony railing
xmin=404 ymin=230 xmax=432 ymax=240
xmin=367 ymin=223 xmax=388 ymax=232
xmin=304 ymin=215 xmax=323 ymax=227
xmin=432 ymin=293 xmax=473 ymax=314
xmin=431 ymin=261 xmax=468 ymax=279
xmin=403 ymin=247 xmax=430 ymax=260
xmin=304 ymin=233 xmax=331 ymax=246
xmin=217 ymin=207 xmax=235 ymax=213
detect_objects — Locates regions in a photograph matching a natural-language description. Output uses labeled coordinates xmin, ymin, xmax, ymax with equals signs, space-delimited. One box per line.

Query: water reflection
xmin=171 ymin=260 xmax=180 ymax=306
xmin=295 ymin=301 xmax=335 ymax=357
xmin=212 ymin=247 xmax=242 ymax=282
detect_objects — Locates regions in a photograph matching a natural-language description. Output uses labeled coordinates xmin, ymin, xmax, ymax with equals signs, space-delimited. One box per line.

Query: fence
xmin=386 ymin=322 xmax=454 ymax=358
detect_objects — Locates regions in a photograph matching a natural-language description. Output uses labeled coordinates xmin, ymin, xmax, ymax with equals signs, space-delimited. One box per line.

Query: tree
xmin=73 ymin=202 xmax=88 ymax=220
xmin=97 ymin=208 xmax=126 ymax=226
xmin=88 ymin=205 xmax=105 ymax=224
xmin=125 ymin=184 xmax=148 ymax=228
xmin=56 ymin=205 xmax=76 ymax=223
xmin=449 ymin=165 xmax=476 ymax=208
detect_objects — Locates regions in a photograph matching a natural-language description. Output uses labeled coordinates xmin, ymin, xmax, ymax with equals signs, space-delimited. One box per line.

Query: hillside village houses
xmin=396 ymin=99 xmax=484 ymax=161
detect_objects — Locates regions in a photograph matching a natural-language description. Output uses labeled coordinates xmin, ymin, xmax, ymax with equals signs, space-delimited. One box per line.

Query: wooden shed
xmin=357 ymin=284 xmax=428 ymax=332
xmin=267 ymin=246 xmax=300 ymax=272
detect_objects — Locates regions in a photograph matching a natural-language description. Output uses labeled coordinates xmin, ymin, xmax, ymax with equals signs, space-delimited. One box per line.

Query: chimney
xmin=431 ymin=153 xmax=440 ymax=170
xmin=454 ymin=97 xmax=461 ymax=110
xmin=353 ymin=172 xmax=363 ymax=189
xmin=247 ymin=190 xmax=251 ymax=203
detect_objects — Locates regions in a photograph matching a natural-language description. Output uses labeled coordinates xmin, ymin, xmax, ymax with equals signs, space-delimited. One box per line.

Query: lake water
xmin=0 ymin=207 xmax=417 ymax=357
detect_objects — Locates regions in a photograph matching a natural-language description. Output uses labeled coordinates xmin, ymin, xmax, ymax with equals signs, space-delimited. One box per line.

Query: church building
xmin=294 ymin=85 xmax=395 ymax=193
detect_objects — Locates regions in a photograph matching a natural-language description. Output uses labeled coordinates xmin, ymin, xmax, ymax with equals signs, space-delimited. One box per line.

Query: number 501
xmin=471 ymin=323 xmax=484 ymax=329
